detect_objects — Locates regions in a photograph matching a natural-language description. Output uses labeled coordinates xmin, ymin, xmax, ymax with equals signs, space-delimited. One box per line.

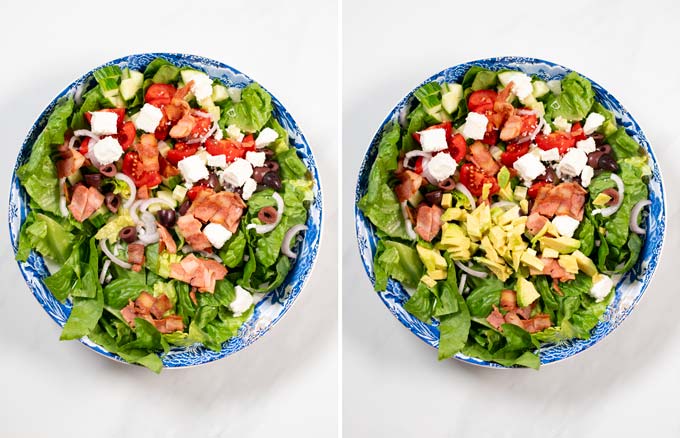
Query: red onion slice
xmin=100 ymin=239 xmax=132 ymax=269
xmin=455 ymin=183 xmax=476 ymax=210
xmin=281 ymin=224 xmax=308 ymax=258
xmin=247 ymin=192 xmax=284 ymax=234
xmin=58 ymin=178 xmax=69 ymax=217
xmin=403 ymin=150 xmax=432 ymax=170
xmin=630 ymin=200 xmax=651 ymax=234
xmin=193 ymin=110 xmax=211 ymax=118
xmin=99 ymin=259 xmax=111 ymax=284
xmin=458 ymin=273 xmax=468 ymax=294
xmin=73 ymin=129 xmax=100 ymax=141
xmin=454 ymin=260 xmax=488 ymax=278
xmin=593 ymin=174 xmax=624 ymax=217
xmin=490 ymin=201 xmax=517 ymax=210
xmin=400 ymin=201 xmax=417 ymax=240
xmin=114 ymin=173 xmax=137 ymax=209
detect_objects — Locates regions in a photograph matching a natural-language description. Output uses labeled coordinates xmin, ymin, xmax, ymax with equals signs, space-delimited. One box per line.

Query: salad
xmin=359 ymin=66 xmax=651 ymax=368
xmin=15 ymin=58 xmax=313 ymax=372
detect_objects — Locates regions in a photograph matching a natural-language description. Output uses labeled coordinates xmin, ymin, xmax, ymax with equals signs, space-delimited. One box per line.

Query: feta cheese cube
xmin=184 ymin=71 xmax=213 ymax=101
xmin=427 ymin=152 xmax=457 ymax=181
xmin=462 ymin=112 xmax=488 ymax=140
xmin=245 ymin=151 xmax=266 ymax=168
xmin=89 ymin=111 xmax=119 ymax=135
xmin=230 ymin=285 xmax=254 ymax=316
xmin=226 ymin=124 xmax=245 ymax=142
xmin=539 ymin=147 xmax=560 ymax=162
xmin=542 ymin=122 xmax=552 ymax=135
xmin=576 ymin=137 xmax=596 ymax=154
xmin=513 ymin=152 xmax=546 ymax=182
xmin=255 ymin=127 xmax=279 ymax=148
xmin=222 ymin=158 xmax=253 ymax=187
xmin=417 ymin=128 xmax=448 ymax=152
xmin=581 ymin=165 xmax=594 ymax=187
xmin=551 ymin=215 xmax=580 ymax=238
xmin=203 ymin=223 xmax=232 ymax=249
xmin=92 ymin=137 xmax=124 ymax=165
xmin=214 ymin=127 xmax=224 ymax=140
xmin=583 ymin=112 xmax=605 ymax=135
xmin=134 ymin=103 xmax=163 ymax=133
xmin=207 ymin=154 xmax=227 ymax=168
xmin=178 ymin=155 xmax=210 ymax=184
xmin=195 ymin=148 xmax=210 ymax=164
xmin=557 ymin=148 xmax=587 ymax=178
xmin=241 ymin=178 xmax=257 ymax=200
xmin=589 ymin=274 xmax=614 ymax=302
xmin=499 ymin=72 xmax=533 ymax=99
xmin=553 ymin=116 xmax=571 ymax=132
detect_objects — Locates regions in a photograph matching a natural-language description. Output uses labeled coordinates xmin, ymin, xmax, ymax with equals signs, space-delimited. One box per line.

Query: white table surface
xmin=0 ymin=1 xmax=338 ymax=437
xmin=343 ymin=0 xmax=679 ymax=436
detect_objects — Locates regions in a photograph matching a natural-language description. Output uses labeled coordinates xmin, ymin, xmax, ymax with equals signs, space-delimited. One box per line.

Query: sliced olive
xmin=598 ymin=154 xmax=619 ymax=172
xmin=119 ymin=226 xmax=137 ymax=243
xmin=105 ymin=193 xmax=121 ymax=213
xmin=263 ymin=160 xmax=280 ymax=172
xmin=262 ymin=172 xmax=282 ymax=190
xmin=84 ymin=173 xmax=102 ymax=189
xmin=99 ymin=164 xmax=117 ymax=177
xmin=258 ymin=206 xmax=278 ymax=224
xmin=424 ymin=190 xmax=443 ymax=206
xmin=437 ymin=177 xmax=456 ymax=191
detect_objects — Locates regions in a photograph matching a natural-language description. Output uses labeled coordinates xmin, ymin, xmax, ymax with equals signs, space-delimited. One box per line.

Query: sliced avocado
xmin=558 ymin=254 xmax=579 ymax=274
xmin=441 ymin=193 xmax=453 ymax=209
xmin=420 ymin=275 xmax=437 ymax=288
xmin=572 ymin=250 xmax=598 ymax=276
xmin=475 ymin=257 xmax=512 ymax=282
xmin=497 ymin=206 xmax=521 ymax=226
xmin=540 ymin=236 xmax=581 ymax=254
xmin=542 ymin=247 xmax=560 ymax=259
xmin=521 ymin=248 xmax=545 ymax=272
xmin=514 ymin=185 xmax=528 ymax=201
xmin=428 ymin=269 xmax=448 ymax=280
xmin=416 ymin=244 xmax=447 ymax=275
xmin=516 ymin=277 xmax=540 ymax=307
xmin=466 ymin=212 xmax=482 ymax=241
xmin=511 ymin=250 xmax=522 ymax=271
xmin=441 ymin=207 xmax=465 ymax=222
xmin=480 ymin=236 xmax=502 ymax=264
xmin=488 ymin=226 xmax=507 ymax=252
xmin=519 ymin=199 xmax=529 ymax=214
xmin=592 ymin=193 xmax=612 ymax=207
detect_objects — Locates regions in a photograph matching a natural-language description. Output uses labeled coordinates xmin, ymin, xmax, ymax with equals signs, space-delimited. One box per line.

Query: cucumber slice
xmin=102 ymin=88 xmax=125 ymax=108
xmin=442 ymin=83 xmax=463 ymax=114
xmin=212 ymin=84 xmax=229 ymax=102
xmin=120 ymin=70 xmax=144 ymax=101
xmin=532 ymin=80 xmax=550 ymax=98
xmin=180 ymin=69 xmax=209 ymax=85
xmin=497 ymin=71 xmax=521 ymax=87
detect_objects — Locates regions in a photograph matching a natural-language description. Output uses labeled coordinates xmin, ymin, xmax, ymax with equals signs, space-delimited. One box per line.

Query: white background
xmin=343 ymin=0 xmax=680 ymax=436
xmin=0 ymin=1 xmax=338 ymax=437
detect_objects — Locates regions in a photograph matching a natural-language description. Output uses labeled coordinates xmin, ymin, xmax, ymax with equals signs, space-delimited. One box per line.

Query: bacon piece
xmin=486 ymin=305 xmax=505 ymax=330
xmin=504 ymin=311 xmax=523 ymax=328
xmin=127 ymin=243 xmax=146 ymax=272
xmin=157 ymin=223 xmax=177 ymax=254
xmin=169 ymin=113 xmax=196 ymax=138
xmin=530 ymin=258 xmax=575 ymax=282
xmin=168 ymin=254 xmax=228 ymax=293
xmin=521 ymin=314 xmax=552 ymax=333
xmin=177 ymin=215 xmax=212 ymax=251
xmin=136 ymin=134 xmax=160 ymax=172
xmin=120 ymin=303 xmax=138 ymax=326
xmin=526 ymin=212 xmax=549 ymax=236
xmin=516 ymin=304 xmax=534 ymax=320
xmin=468 ymin=141 xmax=500 ymax=176
xmin=532 ymin=182 xmax=587 ymax=221
xmin=189 ymin=190 xmax=246 ymax=233
xmin=121 ymin=291 xmax=184 ymax=331
xmin=153 ymin=315 xmax=185 ymax=334
xmin=150 ymin=294 xmax=172 ymax=319
xmin=395 ymin=170 xmax=423 ymax=202
xmin=500 ymin=290 xmax=517 ymax=312
xmin=56 ymin=148 xmax=86 ymax=178
xmin=137 ymin=185 xmax=150 ymax=199
xmin=135 ymin=291 xmax=155 ymax=312
xmin=414 ymin=204 xmax=443 ymax=242
xmin=500 ymin=114 xmax=523 ymax=142
xmin=68 ymin=185 xmax=105 ymax=222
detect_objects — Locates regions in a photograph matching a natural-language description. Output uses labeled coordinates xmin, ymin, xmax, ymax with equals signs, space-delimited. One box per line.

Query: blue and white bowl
xmin=9 ymin=53 xmax=323 ymax=368
xmin=355 ymin=56 xmax=666 ymax=367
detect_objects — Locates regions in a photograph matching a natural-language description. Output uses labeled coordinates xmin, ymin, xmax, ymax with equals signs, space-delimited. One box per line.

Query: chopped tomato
xmin=78 ymin=137 xmax=90 ymax=156
xmin=519 ymin=112 xmax=538 ymax=137
xmin=535 ymin=131 xmax=576 ymax=155
xmin=414 ymin=157 xmax=424 ymax=174
xmin=528 ymin=181 xmax=550 ymax=198
xmin=241 ymin=134 xmax=256 ymax=151
xmin=117 ymin=121 xmax=136 ymax=150
xmin=448 ymin=133 xmax=467 ymax=162
xmin=166 ymin=142 xmax=199 ymax=166
xmin=190 ymin=116 xmax=212 ymax=138
xmin=205 ymin=138 xmax=247 ymax=163
xmin=122 ymin=151 xmax=162 ymax=187
xmin=570 ymin=122 xmax=586 ymax=141
xmin=412 ymin=122 xmax=452 ymax=144
xmin=459 ymin=163 xmax=499 ymax=197
xmin=84 ymin=108 xmax=125 ymax=127
xmin=481 ymin=129 xmax=498 ymax=146
xmin=467 ymin=90 xmax=498 ymax=113
xmin=158 ymin=155 xmax=180 ymax=178
xmin=154 ymin=108 xmax=170 ymax=141
xmin=187 ymin=185 xmax=211 ymax=201
xmin=500 ymin=142 xmax=530 ymax=167
xmin=145 ymin=84 xmax=176 ymax=107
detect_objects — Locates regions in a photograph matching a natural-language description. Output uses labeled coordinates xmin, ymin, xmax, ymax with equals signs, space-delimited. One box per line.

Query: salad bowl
xmin=9 ymin=53 xmax=323 ymax=368
xmin=355 ymin=56 xmax=665 ymax=367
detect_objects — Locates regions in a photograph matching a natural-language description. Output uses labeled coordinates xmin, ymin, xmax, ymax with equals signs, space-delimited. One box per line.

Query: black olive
xmin=587 ymin=151 xmax=604 ymax=169
xmin=258 ymin=206 xmax=278 ymax=224
xmin=119 ymin=226 xmax=137 ymax=243
xmin=84 ymin=173 xmax=102 ymax=189
xmin=424 ymin=190 xmax=443 ymax=206
xmin=598 ymin=154 xmax=619 ymax=172
xmin=263 ymin=148 xmax=275 ymax=159
xmin=233 ymin=186 xmax=244 ymax=197
xmin=157 ymin=209 xmax=177 ymax=228
xmin=437 ymin=177 xmax=456 ymax=191
xmin=252 ymin=167 xmax=270 ymax=183
xmin=262 ymin=171 xmax=282 ymax=190
xmin=591 ymin=133 xmax=605 ymax=145
xmin=178 ymin=200 xmax=191 ymax=216
xmin=536 ymin=167 xmax=558 ymax=184
xmin=197 ymin=173 xmax=222 ymax=191
xmin=99 ymin=164 xmax=117 ymax=177
xmin=263 ymin=160 xmax=280 ymax=172
xmin=105 ymin=193 xmax=121 ymax=213
xmin=597 ymin=144 xmax=612 ymax=155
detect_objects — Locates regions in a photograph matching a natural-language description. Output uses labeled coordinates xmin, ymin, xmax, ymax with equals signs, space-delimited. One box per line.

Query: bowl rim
xmin=354 ymin=55 xmax=667 ymax=368
xmin=9 ymin=52 xmax=324 ymax=369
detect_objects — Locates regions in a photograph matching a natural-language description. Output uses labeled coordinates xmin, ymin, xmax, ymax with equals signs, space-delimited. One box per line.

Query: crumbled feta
xmin=214 ymin=127 xmax=224 ymax=140
xmin=222 ymin=158 xmax=253 ymax=187
xmin=542 ymin=122 xmax=552 ymax=135
xmin=195 ymin=148 xmax=210 ymax=165
xmin=230 ymin=285 xmax=254 ymax=316
xmin=92 ymin=137 xmax=123 ymax=165
xmin=134 ymin=103 xmax=163 ymax=133
xmin=427 ymin=152 xmax=457 ymax=181
xmin=187 ymin=71 xmax=213 ymax=101
xmin=500 ymin=72 xmax=533 ymax=99
xmin=241 ymin=178 xmax=257 ymax=200
xmin=576 ymin=137 xmax=596 ymax=154
xmin=539 ymin=147 xmax=560 ymax=162
xmin=462 ymin=112 xmax=488 ymax=140
xmin=226 ymin=124 xmax=245 ymax=142
xmin=203 ymin=223 xmax=232 ymax=249
xmin=581 ymin=165 xmax=594 ymax=187
xmin=245 ymin=151 xmax=266 ymax=168
xmin=89 ymin=111 xmax=119 ymax=135
xmin=589 ymin=274 xmax=614 ymax=302
xmin=178 ymin=155 xmax=210 ymax=184
xmin=552 ymin=215 xmax=580 ymax=238
xmin=553 ymin=116 xmax=571 ymax=132
xmin=583 ymin=112 xmax=605 ymax=135
xmin=227 ymin=87 xmax=242 ymax=102
xmin=513 ymin=151 xmax=546 ymax=182
xmin=417 ymin=128 xmax=448 ymax=153
xmin=557 ymin=148 xmax=587 ymax=178
xmin=207 ymin=154 xmax=227 ymax=168
xmin=255 ymin=127 xmax=279 ymax=148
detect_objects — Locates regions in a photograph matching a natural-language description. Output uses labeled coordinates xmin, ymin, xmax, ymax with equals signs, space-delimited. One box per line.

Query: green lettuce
xmin=219 ymin=83 xmax=272 ymax=133
xmin=374 ymin=240 xmax=423 ymax=290
xmin=547 ymin=72 xmax=594 ymax=121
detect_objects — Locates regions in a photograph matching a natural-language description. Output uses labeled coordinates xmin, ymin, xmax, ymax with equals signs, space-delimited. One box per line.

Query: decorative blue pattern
xmin=355 ymin=57 xmax=666 ymax=368
xmin=9 ymin=53 xmax=323 ymax=368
